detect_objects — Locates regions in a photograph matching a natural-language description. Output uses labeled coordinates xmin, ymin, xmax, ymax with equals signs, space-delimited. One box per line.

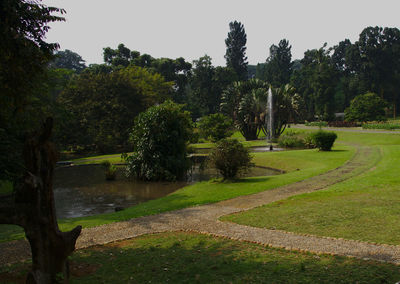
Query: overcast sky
xmin=42 ymin=0 xmax=400 ymax=66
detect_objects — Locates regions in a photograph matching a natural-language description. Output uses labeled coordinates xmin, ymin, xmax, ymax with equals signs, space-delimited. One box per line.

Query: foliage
xmin=125 ymin=101 xmax=193 ymax=181
xmin=305 ymin=121 xmax=328 ymax=127
xmin=0 ymin=0 xmax=65 ymax=181
xmin=221 ymin=80 xmax=303 ymax=140
xmin=197 ymin=113 xmax=234 ymax=142
xmin=49 ymin=49 xmax=86 ymax=72
xmin=100 ymin=160 xmax=117 ymax=180
xmin=310 ymin=130 xmax=337 ymax=151
xmin=185 ymin=55 xmax=237 ymax=119
xmin=290 ymin=44 xmax=338 ymax=121
xmin=221 ymin=79 xmax=269 ymax=140
xmin=271 ymin=84 xmax=305 ymax=138
xmin=59 ymin=66 xmax=172 ymax=153
xmin=327 ymin=121 xmax=359 ymax=127
xmin=208 ymin=139 xmax=253 ymax=180
xmin=225 ymin=21 xmax=248 ymax=80
xmin=257 ymin=39 xmax=293 ymax=87
xmin=362 ymin=122 xmax=400 ymax=130
xmin=102 ymin=43 xmax=192 ymax=103
xmin=278 ymin=130 xmax=315 ymax=149
xmin=345 ymin=93 xmax=387 ymax=122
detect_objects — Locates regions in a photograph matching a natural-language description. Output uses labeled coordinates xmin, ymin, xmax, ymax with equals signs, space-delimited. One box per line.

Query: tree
xmin=221 ymin=79 xmax=269 ymax=140
xmin=197 ymin=113 xmax=234 ymax=142
xmin=346 ymin=27 xmax=400 ymax=118
xmin=0 ymin=2 xmax=84 ymax=282
xmin=49 ymin=49 xmax=86 ymax=73
xmin=260 ymin=39 xmax=293 ymax=87
xmin=345 ymin=93 xmax=387 ymax=122
xmin=225 ymin=21 xmax=248 ymax=80
xmin=270 ymin=84 xmax=305 ymax=138
xmin=59 ymin=66 xmax=172 ymax=153
xmin=125 ymin=101 xmax=193 ymax=181
xmin=0 ymin=0 xmax=66 ymax=181
xmin=290 ymin=44 xmax=337 ymax=121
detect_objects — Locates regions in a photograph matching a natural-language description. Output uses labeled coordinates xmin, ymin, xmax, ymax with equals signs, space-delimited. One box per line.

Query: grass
xmin=2 ymin=232 xmax=400 ymax=284
xmin=0 ymin=142 xmax=353 ymax=243
xmin=71 ymin=153 xmax=127 ymax=165
xmin=223 ymin=130 xmax=400 ymax=245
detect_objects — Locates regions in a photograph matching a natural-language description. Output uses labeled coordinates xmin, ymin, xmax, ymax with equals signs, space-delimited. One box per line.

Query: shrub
xmin=100 ymin=160 xmax=117 ymax=180
xmin=125 ymin=101 xmax=193 ymax=181
xmin=305 ymin=121 xmax=328 ymax=127
xmin=345 ymin=93 xmax=387 ymax=122
xmin=278 ymin=131 xmax=305 ymax=148
xmin=208 ymin=139 xmax=253 ymax=180
xmin=362 ymin=122 xmax=400 ymax=130
xmin=310 ymin=131 xmax=337 ymax=151
xmin=328 ymin=121 xmax=359 ymax=128
xmin=197 ymin=113 xmax=234 ymax=142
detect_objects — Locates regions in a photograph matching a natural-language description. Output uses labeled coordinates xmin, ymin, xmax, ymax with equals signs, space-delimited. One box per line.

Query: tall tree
xmin=260 ymin=39 xmax=293 ymax=87
xmin=225 ymin=21 xmax=248 ymax=80
xmin=290 ymin=44 xmax=337 ymax=121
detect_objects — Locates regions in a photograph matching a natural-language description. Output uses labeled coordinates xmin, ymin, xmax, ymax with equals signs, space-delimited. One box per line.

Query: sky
xmin=42 ymin=0 xmax=400 ymax=67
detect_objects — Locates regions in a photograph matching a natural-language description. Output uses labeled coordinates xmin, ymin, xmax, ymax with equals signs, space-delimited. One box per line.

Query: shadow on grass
xmin=4 ymin=232 xmax=398 ymax=283
xmin=4 ymin=232 xmax=397 ymax=283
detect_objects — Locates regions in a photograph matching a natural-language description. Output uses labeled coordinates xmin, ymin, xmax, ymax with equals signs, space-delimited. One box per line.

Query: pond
xmin=54 ymin=164 xmax=281 ymax=219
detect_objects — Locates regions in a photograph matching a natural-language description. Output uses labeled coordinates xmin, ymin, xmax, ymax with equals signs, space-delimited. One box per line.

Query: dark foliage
xmin=310 ymin=131 xmax=337 ymax=151
xmin=125 ymin=101 xmax=193 ymax=181
xmin=209 ymin=139 xmax=253 ymax=180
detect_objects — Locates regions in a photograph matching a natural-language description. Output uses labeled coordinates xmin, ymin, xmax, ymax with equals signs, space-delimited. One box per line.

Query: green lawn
xmin=0 ymin=141 xmax=353 ymax=242
xmin=2 ymin=232 xmax=399 ymax=284
xmin=223 ymin=130 xmax=400 ymax=245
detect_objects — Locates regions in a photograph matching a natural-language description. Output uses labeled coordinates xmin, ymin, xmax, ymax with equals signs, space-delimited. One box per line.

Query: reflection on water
xmin=54 ymin=164 xmax=280 ymax=219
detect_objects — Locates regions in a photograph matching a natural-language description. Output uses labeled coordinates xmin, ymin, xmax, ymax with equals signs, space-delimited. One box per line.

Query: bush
xmin=278 ymin=131 xmax=305 ymax=148
xmin=328 ymin=121 xmax=359 ymax=128
xmin=125 ymin=101 xmax=193 ymax=181
xmin=345 ymin=93 xmax=387 ymax=122
xmin=305 ymin=121 xmax=328 ymax=127
xmin=362 ymin=122 xmax=400 ymax=130
xmin=197 ymin=113 xmax=234 ymax=142
xmin=310 ymin=131 xmax=337 ymax=151
xmin=100 ymin=160 xmax=117 ymax=180
xmin=208 ymin=139 xmax=253 ymax=180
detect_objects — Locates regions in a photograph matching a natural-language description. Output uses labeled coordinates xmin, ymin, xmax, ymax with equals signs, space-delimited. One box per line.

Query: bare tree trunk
xmin=0 ymin=118 xmax=81 ymax=284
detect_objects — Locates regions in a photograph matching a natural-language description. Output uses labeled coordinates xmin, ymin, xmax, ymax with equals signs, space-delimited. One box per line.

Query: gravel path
xmin=2 ymin=143 xmax=399 ymax=267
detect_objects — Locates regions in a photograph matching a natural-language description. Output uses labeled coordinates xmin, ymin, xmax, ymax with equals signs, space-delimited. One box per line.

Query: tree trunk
xmin=0 ymin=118 xmax=81 ymax=284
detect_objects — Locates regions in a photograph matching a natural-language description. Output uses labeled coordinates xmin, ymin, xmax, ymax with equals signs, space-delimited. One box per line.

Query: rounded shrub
xmin=197 ymin=113 xmax=234 ymax=142
xmin=125 ymin=101 xmax=193 ymax=181
xmin=208 ymin=139 xmax=253 ymax=180
xmin=310 ymin=130 xmax=337 ymax=151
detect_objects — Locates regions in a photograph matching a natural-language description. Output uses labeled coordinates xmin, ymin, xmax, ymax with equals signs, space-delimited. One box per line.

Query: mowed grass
xmin=2 ymin=232 xmax=400 ymax=284
xmin=224 ymin=130 xmax=400 ymax=245
xmin=0 ymin=141 xmax=353 ymax=243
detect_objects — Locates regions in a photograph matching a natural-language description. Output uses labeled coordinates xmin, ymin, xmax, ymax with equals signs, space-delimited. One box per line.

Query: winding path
xmin=2 ymin=142 xmax=400 ymax=267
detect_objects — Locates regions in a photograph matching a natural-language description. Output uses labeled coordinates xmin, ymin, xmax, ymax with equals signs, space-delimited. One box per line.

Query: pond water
xmin=54 ymin=164 xmax=280 ymax=219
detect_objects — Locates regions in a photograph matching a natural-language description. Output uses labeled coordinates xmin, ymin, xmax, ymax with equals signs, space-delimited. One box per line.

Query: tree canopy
xmin=225 ymin=21 xmax=248 ymax=80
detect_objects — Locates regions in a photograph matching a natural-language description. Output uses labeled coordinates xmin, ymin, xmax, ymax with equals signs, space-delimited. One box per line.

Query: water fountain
xmin=267 ymin=87 xmax=274 ymax=151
